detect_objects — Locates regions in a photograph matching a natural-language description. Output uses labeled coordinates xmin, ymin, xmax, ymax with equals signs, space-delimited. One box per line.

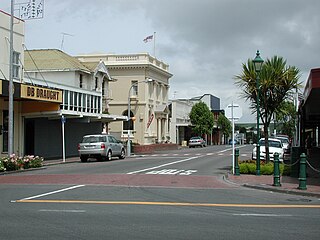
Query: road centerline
xmin=14 ymin=199 xmax=320 ymax=208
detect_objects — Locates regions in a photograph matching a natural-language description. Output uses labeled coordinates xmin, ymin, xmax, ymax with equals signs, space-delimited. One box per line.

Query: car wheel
xmin=119 ymin=149 xmax=126 ymax=159
xmin=106 ymin=150 xmax=112 ymax=161
xmin=80 ymin=156 xmax=88 ymax=162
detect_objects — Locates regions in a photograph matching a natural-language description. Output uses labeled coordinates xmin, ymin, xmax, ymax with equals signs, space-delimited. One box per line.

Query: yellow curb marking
xmin=15 ymin=200 xmax=320 ymax=208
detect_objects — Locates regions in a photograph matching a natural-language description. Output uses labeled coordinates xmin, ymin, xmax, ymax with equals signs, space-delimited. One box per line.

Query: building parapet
xmin=77 ymin=53 xmax=170 ymax=72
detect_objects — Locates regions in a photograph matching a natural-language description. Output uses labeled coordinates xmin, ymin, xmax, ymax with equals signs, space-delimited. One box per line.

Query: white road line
xmin=232 ymin=213 xmax=292 ymax=217
xmin=14 ymin=185 xmax=85 ymax=201
xmin=127 ymin=156 xmax=200 ymax=174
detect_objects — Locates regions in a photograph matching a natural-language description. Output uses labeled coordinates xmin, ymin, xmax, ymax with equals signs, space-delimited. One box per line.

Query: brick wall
xmin=133 ymin=144 xmax=179 ymax=154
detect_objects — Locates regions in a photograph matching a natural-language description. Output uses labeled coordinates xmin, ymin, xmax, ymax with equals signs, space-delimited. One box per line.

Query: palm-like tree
xmin=235 ymin=55 xmax=301 ymax=162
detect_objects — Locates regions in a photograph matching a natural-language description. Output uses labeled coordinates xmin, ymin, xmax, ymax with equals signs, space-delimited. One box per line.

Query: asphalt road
xmin=1 ymin=145 xmax=319 ymax=240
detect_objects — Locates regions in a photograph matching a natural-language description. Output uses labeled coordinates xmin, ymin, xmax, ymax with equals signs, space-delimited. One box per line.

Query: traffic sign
xmin=225 ymin=103 xmax=242 ymax=120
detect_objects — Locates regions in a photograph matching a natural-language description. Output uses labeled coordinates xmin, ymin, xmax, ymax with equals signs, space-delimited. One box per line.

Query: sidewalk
xmin=42 ymin=157 xmax=80 ymax=166
xmin=226 ymin=173 xmax=320 ymax=198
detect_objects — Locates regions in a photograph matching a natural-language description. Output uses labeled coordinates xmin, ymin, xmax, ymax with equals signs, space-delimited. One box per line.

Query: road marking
xmin=232 ymin=213 xmax=293 ymax=217
xmin=39 ymin=209 xmax=86 ymax=213
xmin=14 ymin=200 xmax=320 ymax=208
xmin=11 ymin=185 xmax=85 ymax=202
xmin=126 ymin=156 xmax=200 ymax=174
xmin=145 ymin=169 xmax=198 ymax=175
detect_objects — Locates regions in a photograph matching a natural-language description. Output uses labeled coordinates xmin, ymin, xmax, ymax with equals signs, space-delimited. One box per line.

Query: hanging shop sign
xmin=21 ymin=84 xmax=62 ymax=103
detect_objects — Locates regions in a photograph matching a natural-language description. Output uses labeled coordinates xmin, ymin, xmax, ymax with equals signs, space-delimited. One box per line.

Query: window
xmin=79 ymin=74 xmax=83 ymax=88
xmin=131 ymin=81 xmax=138 ymax=96
xmin=102 ymin=80 xmax=105 ymax=97
xmin=13 ymin=51 xmax=20 ymax=79
xmin=122 ymin=110 xmax=134 ymax=131
xmin=69 ymin=91 xmax=74 ymax=110
xmin=95 ymin=77 xmax=98 ymax=90
xmin=63 ymin=90 xmax=68 ymax=110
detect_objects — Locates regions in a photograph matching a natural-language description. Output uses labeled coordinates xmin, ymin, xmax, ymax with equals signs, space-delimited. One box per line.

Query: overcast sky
xmin=1 ymin=0 xmax=319 ymax=122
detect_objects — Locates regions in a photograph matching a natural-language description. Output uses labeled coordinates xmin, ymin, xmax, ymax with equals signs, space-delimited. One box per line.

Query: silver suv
xmin=78 ymin=134 xmax=126 ymax=162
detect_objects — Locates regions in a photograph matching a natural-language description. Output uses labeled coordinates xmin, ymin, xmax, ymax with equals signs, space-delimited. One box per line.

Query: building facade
xmin=77 ymin=54 xmax=173 ymax=145
xmin=23 ymin=49 xmax=126 ymax=158
xmin=169 ymin=94 xmax=223 ymax=145
xmin=1 ymin=9 xmax=126 ymax=159
xmin=0 ymin=10 xmax=25 ymax=157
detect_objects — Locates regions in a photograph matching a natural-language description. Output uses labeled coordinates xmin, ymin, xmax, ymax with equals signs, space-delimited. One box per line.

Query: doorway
xmin=25 ymin=119 xmax=35 ymax=155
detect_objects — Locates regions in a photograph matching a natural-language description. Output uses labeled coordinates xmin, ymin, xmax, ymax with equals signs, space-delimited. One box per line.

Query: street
xmin=1 ymin=145 xmax=320 ymax=240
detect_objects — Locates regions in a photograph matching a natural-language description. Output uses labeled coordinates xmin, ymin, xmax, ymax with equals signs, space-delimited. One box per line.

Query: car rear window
xmin=259 ymin=140 xmax=281 ymax=148
xmin=83 ymin=136 xmax=105 ymax=143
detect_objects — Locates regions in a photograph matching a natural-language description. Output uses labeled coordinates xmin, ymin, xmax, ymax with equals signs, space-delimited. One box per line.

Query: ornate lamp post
xmin=252 ymin=50 xmax=264 ymax=175
xmin=127 ymin=78 xmax=153 ymax=157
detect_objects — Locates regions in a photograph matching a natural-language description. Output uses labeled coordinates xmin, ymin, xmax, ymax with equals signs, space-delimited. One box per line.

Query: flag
xmin=143 ymin=35 xmax=153 ymax=43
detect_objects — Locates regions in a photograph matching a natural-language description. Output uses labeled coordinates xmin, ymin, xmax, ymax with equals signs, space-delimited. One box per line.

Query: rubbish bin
xmin=290 ymin=146 xmax=302 ymax=178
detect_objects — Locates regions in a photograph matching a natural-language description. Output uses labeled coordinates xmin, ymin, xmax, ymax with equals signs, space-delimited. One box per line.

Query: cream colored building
xmin=23 ymin=49 xmax=126 ymax=158
xmin=77 ymin=54 xmax=173 ymax=144
xmin=0 ymin=10 xmax=25 ymax=157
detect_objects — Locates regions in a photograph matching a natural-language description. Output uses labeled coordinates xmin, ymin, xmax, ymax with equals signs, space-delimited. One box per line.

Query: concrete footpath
xmin=226 ymin=174 xmax=320 ymax=198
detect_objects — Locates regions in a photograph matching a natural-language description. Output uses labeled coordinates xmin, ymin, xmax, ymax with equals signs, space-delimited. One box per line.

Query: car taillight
xmin=77 ymin=144 xmax=80 ymax=150
xmin=101 ymin=143 xmax=106 ymax=149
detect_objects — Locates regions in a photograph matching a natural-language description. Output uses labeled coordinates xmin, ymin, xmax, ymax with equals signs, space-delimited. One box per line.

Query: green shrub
xmin=239 ymin=161 xmax=290 ymax=175
xmin=247 ymin=163 xmax=256 ymax=174
xmin=260 ymin=163 xmax=274 ymax=175
xmin=239 ymin=163 xmax=249 ymax=174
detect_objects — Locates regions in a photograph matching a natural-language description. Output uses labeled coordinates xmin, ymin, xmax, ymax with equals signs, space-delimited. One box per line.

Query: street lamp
xmin=252 ymin=50 xmax=264 ymax=175
xmin=127 ymin=78 xmax=153 ymax=157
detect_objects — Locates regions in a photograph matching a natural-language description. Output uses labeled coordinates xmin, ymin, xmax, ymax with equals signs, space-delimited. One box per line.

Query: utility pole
xmin=8 ymin=0 xmax=14 ymax=155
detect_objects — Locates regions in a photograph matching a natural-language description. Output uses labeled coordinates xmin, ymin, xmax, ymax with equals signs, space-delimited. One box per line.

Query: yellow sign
xmin=0 ymin=80 xmax=2 ymax=95
xmin=21 ymin=84 xmax=62 ymax=103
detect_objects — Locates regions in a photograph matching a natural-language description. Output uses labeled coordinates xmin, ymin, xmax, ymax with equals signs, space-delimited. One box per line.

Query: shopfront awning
xmin=301 ymin=68 xmax=320 ymax=127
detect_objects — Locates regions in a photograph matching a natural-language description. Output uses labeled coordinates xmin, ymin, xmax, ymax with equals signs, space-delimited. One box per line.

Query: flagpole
xmin=153 ymin=32 xmax=156 ymax=57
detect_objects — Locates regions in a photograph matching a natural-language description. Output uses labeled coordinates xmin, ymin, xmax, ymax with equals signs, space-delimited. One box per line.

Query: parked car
xmin=275 ymin=136 xmax=291 ymax=154
xmin=228 ymin=139 xmax=238 ymax=145
xmin=78 ymin=134 xmax=126 ymax=162
xmin=189 ymin=136 xmax=206 ymax=148
xmin=252 ymin=138 xmax=284 ymax=161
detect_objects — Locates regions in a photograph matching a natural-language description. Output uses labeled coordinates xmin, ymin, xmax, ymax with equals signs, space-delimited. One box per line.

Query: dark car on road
xmin=78 ymin=134 xmax=126 ymax=162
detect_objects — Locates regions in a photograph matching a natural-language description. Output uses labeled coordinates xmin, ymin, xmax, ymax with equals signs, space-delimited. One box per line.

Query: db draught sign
xmin=147 ymin=113 xmax=154 ymax=128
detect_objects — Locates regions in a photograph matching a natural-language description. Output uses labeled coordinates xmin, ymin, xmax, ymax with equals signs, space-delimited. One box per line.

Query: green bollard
xmin=234 ymin=148 xmax=240 ymax=176
xmin=298 ymin=153 xmax=307 ymax=190
xmin=273 ymin=153 xmax=281 ymax=186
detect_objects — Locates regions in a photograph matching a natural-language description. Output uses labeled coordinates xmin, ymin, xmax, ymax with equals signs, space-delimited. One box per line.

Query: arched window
xmin=122 ymin=110 xmax=134 ymax=131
